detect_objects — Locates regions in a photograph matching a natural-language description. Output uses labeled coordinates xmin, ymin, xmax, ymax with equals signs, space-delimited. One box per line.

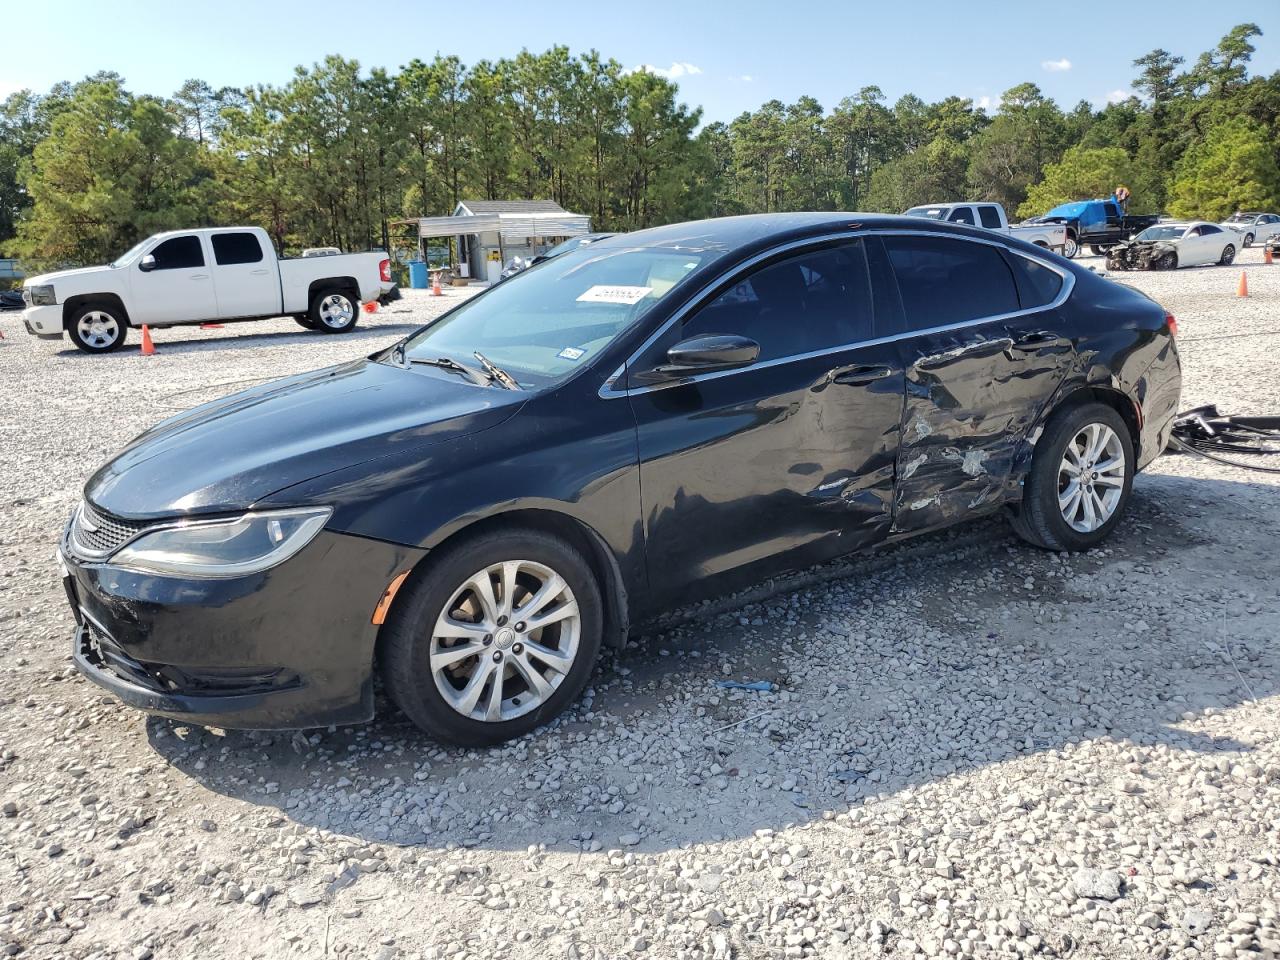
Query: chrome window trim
xmin=599 ymin=228 xmax=1075 ymax=398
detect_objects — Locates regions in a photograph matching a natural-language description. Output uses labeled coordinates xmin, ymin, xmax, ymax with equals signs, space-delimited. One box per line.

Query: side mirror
xmin=635 ymin=334 xmax=760 ymax=385
xmin=138 ymin=254 xmax=157 ymax=272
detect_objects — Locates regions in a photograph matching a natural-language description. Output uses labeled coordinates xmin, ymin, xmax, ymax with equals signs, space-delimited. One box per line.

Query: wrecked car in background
xmin=1106 ymin=221 xmax=1238 ymax=271
xmin=60 ymin=213 xmax=1181 ymax=746
xmin=1221 ymin=211 xmax=1280 ymax=248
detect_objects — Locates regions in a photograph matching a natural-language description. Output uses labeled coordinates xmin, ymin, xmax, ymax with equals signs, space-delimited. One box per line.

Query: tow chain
xmin=1169 ymin=405 xmax=1280 ymax=474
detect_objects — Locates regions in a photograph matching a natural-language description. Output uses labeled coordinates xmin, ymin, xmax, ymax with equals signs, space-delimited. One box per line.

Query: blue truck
xmin=1026 ymin=200 xmax=1158 ymax=258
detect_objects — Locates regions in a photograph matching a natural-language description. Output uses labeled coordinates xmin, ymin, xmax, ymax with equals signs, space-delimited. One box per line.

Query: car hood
xmin=85 ymin=359 xmax=526 ymax=518
xmin=26 ymin=264 xmax=115 ymax=287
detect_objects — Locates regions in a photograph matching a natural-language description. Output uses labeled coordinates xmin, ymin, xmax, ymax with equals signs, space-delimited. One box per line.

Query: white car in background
xmin=1220 ymin=212 xmax=1280 ymax=247
xmin=1105 ymin=221 xmax=1238 ymax=271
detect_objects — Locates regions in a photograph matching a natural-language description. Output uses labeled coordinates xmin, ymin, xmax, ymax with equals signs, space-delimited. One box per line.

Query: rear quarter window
xmin=978 ymin=206 xmax=1003 ymax=229
xmin=1006 ymin=253 xmax=1064 ymax=309
xmin=212 ymin=232 xmax=265 ymax=265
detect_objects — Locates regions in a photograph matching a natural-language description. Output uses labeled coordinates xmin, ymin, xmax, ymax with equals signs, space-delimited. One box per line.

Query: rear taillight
xmin=1165 ymin=312 xmax=1177 ymax=337
xmin=379 ymin=258 xmax=391 ymax=283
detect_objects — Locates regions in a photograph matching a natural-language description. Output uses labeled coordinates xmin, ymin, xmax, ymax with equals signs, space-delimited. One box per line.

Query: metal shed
xmin=411 ymin=200 xmax=591 ymax=283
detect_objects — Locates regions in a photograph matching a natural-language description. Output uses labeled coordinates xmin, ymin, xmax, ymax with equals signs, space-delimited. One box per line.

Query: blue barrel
xmin=408 ymin=260 xmax=428 ymax=289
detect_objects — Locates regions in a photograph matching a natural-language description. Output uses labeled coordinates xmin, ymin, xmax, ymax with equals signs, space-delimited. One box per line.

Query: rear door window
xmin=881 ymin=235 xmax=1019 ymax=330
xmin=212 ymin=232 xmax=265 ymax=265
xmin=978 ymin=206 xmax=1003 ymax=229
xmin=947 ymin=207 xmax=976 ymax=226
xmin=149 ymin=235 xmax=204 ymax=270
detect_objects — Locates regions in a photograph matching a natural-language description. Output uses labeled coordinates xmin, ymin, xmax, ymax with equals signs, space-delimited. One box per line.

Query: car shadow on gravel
xmin=142 ymin=473 xmax=1279 ymax=852
xmin=50 ymin=322 xmax=422 ymax=357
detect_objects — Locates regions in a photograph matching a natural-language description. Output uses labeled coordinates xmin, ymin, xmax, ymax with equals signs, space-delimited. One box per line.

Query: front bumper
xmin=22 ymin=304 xmax=63 ymax=338
xmin=61 ymin=522 xmax=425 ymax=729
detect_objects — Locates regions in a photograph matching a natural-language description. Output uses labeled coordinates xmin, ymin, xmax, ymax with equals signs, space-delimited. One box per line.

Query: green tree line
xmin=2 ymin=24 xmax=1278 ymax=271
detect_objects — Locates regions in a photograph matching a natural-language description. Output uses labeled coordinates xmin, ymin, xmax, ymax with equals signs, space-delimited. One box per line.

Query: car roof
xmin=587 ymin=212 xmax=998 ymax=257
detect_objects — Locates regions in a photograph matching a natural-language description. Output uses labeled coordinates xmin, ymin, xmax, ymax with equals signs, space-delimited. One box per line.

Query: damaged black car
xmin=61 ymin=214 xmax=1182 ymax=745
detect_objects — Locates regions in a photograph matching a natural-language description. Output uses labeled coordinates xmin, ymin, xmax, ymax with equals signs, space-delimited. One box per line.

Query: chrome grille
xmin=70 ymin=501 xmax=149 ymax=559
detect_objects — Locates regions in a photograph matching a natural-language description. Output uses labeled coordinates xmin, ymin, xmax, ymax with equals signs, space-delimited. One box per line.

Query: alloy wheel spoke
xmin=498 ymin=561 xmax=520 ymax=619
xmin=484 ymin=665 xmax=506 ymax=721
xmin=512 ymin=654 xmax=554 ymax=700
xmin=522 ymin=639 xmax=574 ymax=675
xmin=1058 ymin=479 xmax=1082 ymax=512
xmin=515 ymin=574 xmax=567 ymax=620
xmin=452 ymin=657 xmax=496 ymax=716
xmin=435 ymin=616 xmax=491 ymax=640
xmin=1080 ymin=487 xmax=1097 ymax=530
xmin=466 ymin=572 xmax=501 ymax=624
xmin=1094 ymin=473 xmax=1124 ymax=488
xmin=430 ymin=640 xmax=483 ymax=671
xmin=525 ymin=600 xmax=579 ymax=633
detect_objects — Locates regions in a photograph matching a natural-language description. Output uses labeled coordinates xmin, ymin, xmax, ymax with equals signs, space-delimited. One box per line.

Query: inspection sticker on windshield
xmin=557 ymin=347 xmax=586 ymax=361
xmin=576 ymin=284 xmax=652 ymax=305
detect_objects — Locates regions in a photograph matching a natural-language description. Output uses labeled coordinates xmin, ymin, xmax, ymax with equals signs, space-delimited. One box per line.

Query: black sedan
xmin=61 ymin=214 xmax=1182 ymax=745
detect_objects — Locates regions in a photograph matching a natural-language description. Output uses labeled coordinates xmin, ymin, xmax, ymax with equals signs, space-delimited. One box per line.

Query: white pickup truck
xmin=20 ymin=226 xmax=390 ymax=353
xmin=904 ymin=202 xmax=1068 ymax=254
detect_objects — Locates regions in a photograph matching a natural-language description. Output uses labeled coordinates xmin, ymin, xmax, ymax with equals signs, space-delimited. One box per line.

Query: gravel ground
xmin=0 ymin=249 xmax=1277 ymax=960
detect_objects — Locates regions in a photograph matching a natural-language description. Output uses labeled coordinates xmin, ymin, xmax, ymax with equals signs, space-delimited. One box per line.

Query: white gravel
xmin=0 ymin=252 xmax=1277 ymax=960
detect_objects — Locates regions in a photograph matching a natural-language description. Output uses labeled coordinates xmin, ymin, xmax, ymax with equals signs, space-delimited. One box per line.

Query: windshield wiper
xmin=473 ymin=351 xmax=520 ymax=390
xmin=407 ymin=355 xmax=490 ymax=386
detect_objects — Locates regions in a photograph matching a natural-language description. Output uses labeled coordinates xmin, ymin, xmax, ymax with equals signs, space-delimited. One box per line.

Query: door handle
xmin=914 ymin=338 xmax=1013 ymax=371
xmin=1010 ymin=331 xmax=1059 ymax=350
xmin=250 ymin=269 xmax=269 ymax=276
xmin=190 ymin=274 xmax=210 ymax=280
xmin=831 ymin=363 xmax=895 ymax=385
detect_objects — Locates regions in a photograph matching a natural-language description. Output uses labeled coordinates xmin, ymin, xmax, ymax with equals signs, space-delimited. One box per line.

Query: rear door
xmin=627 ymin=239 xmax=905 ymax=603
xmin=128 ymin=234 xmax=219 ymax=325
xmin=873 ymin=233 xmax=1075 ymax=532
xmin=210 ymin=231 xmax=281 ymax=319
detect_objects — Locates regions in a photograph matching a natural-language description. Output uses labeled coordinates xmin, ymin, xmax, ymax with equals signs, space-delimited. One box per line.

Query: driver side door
xmin=625 ymin=239 xmax=906 ymax=605
xmin=129 ymin=234 xmax=220 ymax=325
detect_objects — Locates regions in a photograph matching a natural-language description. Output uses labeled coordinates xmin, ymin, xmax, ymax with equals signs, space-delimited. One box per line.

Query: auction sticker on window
xmin=576 ymin=285 xmax=652 ymax=305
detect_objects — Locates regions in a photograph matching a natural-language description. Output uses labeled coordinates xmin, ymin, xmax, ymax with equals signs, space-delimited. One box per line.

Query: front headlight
xmin=28 ymin=285 xmax=56 ymax=306
xmin=112 ymin=507 xmax=332 ymax=578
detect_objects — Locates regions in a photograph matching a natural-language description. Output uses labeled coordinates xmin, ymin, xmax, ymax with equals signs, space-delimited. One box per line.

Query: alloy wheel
xmin=429 ymin=560 xmax=581 ymax=722
xmin=319 ymin=294 xmax=354 ymax=329
xmin=1057 ymin=422 xmax=1126 ymax=533
xmin=77 ymin=311 xmax=120 ymax=349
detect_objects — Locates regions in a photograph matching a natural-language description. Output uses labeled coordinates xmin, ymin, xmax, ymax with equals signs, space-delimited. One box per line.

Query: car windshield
xmin=1224 ymin=213 xmax=1259 ymax=224
xmin=540 ymin=235 xmax=602 ymax=259
xmin=394 ymin=246 xmax=705 ymax=387
xmin=1136 ymin=225 xmax=1186 ymax=242
xmin=904 ymin=207 xmax=947 ymax=220
xmin=110 ymin=239 xmax=150 ymax=268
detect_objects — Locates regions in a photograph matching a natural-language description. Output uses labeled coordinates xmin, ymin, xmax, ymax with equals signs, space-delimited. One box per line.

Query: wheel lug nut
xmin=497 ymin=616 xmax=507 ymax=627
xmin=493 ymin=651 xmax=503 ymax=662
xmin=483 ymin=635 xmax=492 ymax=646
xmin=515 ymin=622 xmax=526 ymax=632
xmin=512 ymin=643 xmax=523 ymax=654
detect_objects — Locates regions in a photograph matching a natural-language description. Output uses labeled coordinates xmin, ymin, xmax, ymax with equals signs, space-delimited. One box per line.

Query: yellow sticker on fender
xmin=576 ymin=285 xmax=652 ymax=305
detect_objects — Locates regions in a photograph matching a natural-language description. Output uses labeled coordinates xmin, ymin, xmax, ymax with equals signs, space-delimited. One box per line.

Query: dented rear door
xmin=872 ymin=233 xmax=1074 ymax=533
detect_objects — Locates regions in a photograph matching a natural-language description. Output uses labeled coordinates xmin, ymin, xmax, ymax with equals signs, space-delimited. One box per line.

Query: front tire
xmin=308 ymin=288 xmax=358 ymax=333
xmin=1062 ymin=233 xmax=1079 ymax=259
xmin=1220 ymin=244 xmax=1236 ymax=266
xmin=1243 ymin=233 xmax=1254 ymax=248
xmin=1089 ymin=244 xmax=1104 ymax=256
xmin=379 ymin=529 xmax=604 ymax=746
xmin=1009 ymin=402 xmax=1134 ymax=552
xmin=294 ymin=315 xmax=318 ymax=330
xmin=67 ymin=303 xmax=128 ymax=353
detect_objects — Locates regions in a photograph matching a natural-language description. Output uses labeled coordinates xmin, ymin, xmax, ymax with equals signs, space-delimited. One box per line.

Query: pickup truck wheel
xmin=67 ymin=304 xmax=128 ymax=353
xmin=1062 ymin=234 xmax=1079 ymax=259
xmin=309 ymin=289 xmax=358 ymax=333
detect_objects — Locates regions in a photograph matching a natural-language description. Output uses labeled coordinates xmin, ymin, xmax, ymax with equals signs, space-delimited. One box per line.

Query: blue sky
xmin=6 ymin=1 xmax=1276 ymax=122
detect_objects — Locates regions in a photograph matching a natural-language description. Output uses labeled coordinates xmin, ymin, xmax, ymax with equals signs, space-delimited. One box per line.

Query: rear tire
xmin=379 ymin=529 xmax=604 ymax=746
xmin=67 ymin=303 xmax=128 ymax=353
xmin=1009 ymin=402 xmax=1134 ymax=552
xmin=308 ymin=288 xmax=358 ymax=333
xmin=294 ymin=316 xmax=318 ymax=330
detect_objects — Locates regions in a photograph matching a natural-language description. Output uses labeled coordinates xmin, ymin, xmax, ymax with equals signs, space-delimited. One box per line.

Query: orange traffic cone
xmin=362 ymin=301 xmax=378 ymax=314
xmin=1265 ymin=246 xmax=1274 ymax=266
xmin=431 ymin=272 xmax=443 ymax=297
xmin=140 ymin=324 xmax=156 ymax=355
xmin=1237 ymin=271 xmax=1249 ymax=298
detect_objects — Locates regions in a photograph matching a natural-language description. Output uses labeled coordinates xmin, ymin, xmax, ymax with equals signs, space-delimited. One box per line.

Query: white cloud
xmin=740 ymin=75 xmax=754 ymax=83
xmin=1041 ymin=58 xmax=1072 ymax=72
xmin=1106 ymin=89 xmax=1133 ymax=103
xmin=628 ymin=62 xmax=703 ymax=80
xmin=976 ymin=95 xmax=995 ymax=110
